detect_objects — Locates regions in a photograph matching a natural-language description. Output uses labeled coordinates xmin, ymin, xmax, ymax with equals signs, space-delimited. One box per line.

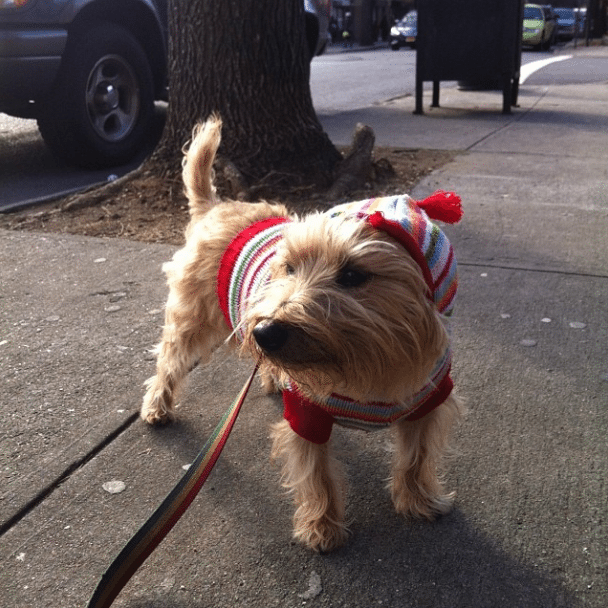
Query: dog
xmin=141 ymin=116 xmax=465 ymax=553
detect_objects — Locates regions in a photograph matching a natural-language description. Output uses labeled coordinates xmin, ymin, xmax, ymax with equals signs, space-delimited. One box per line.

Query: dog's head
xmin=242 ymin=212 xmax=450 ymax=402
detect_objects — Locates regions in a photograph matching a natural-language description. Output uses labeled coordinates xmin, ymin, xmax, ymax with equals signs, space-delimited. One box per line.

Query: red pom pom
xmin=416 ymin=191 xmax=463 ymax=224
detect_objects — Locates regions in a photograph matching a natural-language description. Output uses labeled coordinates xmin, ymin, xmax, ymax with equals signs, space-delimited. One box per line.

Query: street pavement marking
xmin=519 ymin=55 xmax=572 ymax=84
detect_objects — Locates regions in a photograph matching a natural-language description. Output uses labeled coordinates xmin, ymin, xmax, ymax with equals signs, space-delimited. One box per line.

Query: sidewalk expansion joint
xmin=0 ymin=411 xmax=139 ymax=538
xmin=459 ymin=260 xmax=608 ymax=280
xmin=466 ymin=87 xmax=548 ymax=152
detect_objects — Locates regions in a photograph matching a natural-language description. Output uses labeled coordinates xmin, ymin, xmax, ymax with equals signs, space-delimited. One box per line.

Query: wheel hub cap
xmin=85 ymin=54 xmax=140 ymax=143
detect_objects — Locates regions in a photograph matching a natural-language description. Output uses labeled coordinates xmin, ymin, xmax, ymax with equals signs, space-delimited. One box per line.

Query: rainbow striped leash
xmin=88 ymin=362 xmax=259 ymax=608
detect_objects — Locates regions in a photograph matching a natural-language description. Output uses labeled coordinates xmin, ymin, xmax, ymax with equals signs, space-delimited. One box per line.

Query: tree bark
xmin=147 ymin=0 xmax=341 ymax=189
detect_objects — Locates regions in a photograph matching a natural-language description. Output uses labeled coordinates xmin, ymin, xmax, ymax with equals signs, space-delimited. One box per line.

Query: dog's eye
xmin=336 ymin=265 xmax=370 ymax=288
xmin=284 ymin=263 xmax=295 ymax=275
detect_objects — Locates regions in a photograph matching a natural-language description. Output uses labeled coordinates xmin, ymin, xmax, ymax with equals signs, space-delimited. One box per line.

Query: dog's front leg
xmin=271 ymin=420 xmax=348 ymax=552
xmin=389 ymin=396 xmax=463 ymax=520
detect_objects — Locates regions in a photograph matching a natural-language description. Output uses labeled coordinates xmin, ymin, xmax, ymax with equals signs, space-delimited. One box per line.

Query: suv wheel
xmin=38 ymin=22 xmax=154 ymax=169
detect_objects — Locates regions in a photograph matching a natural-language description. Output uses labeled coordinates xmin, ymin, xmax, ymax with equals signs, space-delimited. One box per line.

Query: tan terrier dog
xmin=142 ymin=116 xmax=465 ymax=553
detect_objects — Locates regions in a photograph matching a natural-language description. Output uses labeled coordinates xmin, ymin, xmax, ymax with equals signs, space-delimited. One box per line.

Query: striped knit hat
xmin=327 ymin=192 xmax=461 ymax=316
xmin=216 ymin=192 xmax=463 ymax=443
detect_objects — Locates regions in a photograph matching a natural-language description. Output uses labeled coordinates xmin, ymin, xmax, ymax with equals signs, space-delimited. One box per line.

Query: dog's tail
xmin=182 ymin=114 xmax=222 ymax=218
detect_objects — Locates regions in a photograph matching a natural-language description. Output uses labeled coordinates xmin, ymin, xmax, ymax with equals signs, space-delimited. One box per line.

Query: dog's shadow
xmin=311 ymin=431 xmax=577 ymax=607
xmin=327 ymin=506 xmax=574 ymax=607
xmin=126 ymin=415 xmax=577 ymax=608
xmin=123 ymin=506 xmax=575 ymax=608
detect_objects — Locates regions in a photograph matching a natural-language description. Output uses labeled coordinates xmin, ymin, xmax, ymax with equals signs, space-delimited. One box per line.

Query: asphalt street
xmin=0 ymin=107 xmax=165 ymax=213
xmin=0 ymin=44 xmax=600 ymax=211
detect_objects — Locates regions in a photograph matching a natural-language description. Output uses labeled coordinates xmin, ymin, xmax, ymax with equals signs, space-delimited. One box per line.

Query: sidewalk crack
xmin=466 ymin=87 xmax=549 ymax=152
xmin=0 ymin=412 xmax=139 ymax=538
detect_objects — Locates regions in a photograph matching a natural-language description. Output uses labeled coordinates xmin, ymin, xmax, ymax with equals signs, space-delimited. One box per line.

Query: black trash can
xmin=415 ymin=0 xmax=524 ymax=114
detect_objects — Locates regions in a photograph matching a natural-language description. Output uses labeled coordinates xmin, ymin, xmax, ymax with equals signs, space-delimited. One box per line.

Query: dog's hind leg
xmin=271 ymin=420 xmax=348 ymax=552
xmin=389 ymin=395 xmax=464 ymax=520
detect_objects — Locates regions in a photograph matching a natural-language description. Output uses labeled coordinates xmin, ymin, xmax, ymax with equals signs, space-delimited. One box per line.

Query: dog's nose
xmin=253 ymin=321 xmax=290 ymax=352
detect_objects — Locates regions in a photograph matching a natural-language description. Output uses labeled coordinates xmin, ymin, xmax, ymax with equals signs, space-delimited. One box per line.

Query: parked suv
xmin=0 ymin=0 xmax=168 ymax=168
xmin=1 ymin=0 xmax=328 ymax=169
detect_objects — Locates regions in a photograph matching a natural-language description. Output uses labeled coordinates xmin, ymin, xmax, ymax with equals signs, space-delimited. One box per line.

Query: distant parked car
xmin=522 ymin=4 xmax=556 ymax=50
xmin=390 ymin=10 xmax=417 ymax=50
xmin=0 ymin=0 xmax=329 ymax=169
xmin=554 ymin=7 xmax=577 ymax=41
xmin=541 ymin=5 xmax=559 ymax=40
xmin=304 ymin=0 xmax=331 ymax=57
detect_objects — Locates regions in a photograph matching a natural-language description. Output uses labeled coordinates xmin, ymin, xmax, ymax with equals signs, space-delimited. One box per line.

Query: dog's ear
xmin=425 ymin=304 xmax=451 ymax=363
xmin=182 ymin=115 xmax=223 ymax=218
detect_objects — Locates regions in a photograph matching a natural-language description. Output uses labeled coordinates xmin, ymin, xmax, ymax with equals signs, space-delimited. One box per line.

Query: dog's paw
xmin=140 ymin=401 xmax=175 ymax=426
xmin=391 ymin=485 xmax=455 ymax=521
xmin=293 ymin=512 xmax=349 ymax=553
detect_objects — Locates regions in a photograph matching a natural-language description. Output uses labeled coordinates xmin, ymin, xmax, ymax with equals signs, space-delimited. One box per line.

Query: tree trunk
xmin=148 ymin=0 xmax=342 ymax=189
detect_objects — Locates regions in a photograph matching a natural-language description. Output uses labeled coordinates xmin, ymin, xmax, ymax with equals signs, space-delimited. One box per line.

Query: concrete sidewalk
xmin=1 ymin=50 xmax=607 ymax=608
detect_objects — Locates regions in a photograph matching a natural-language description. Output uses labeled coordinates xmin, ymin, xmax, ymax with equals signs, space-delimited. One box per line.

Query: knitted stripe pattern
xmin=285 ymin=345 xmax=452 ymax=432
xmin=217 ymin=217 xmax=290 ymax=340
xmin=327 ymin=194 xmax=458 ymax=317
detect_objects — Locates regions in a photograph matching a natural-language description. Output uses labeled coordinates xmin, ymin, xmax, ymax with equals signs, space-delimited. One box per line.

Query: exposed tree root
xmin=210 ymin=123 xmax=385 ymax=206
xmin=45 ymin=122 xmax=386 ymax=217
xmin=60 ymin=166 xmax=146 ymax=212
xmin=326 ymin=123 xmax=376 ymax=201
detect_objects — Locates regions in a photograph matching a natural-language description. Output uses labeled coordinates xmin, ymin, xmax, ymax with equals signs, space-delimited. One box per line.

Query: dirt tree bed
xmin=0 ymin=148 xmax=457 ymax=245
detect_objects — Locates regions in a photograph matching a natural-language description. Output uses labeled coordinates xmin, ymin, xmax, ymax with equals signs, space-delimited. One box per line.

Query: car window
xmin=554 ymin=8 xmax=574 ymax=18
xmin=524 ymin=6 xmax=543 ymax=20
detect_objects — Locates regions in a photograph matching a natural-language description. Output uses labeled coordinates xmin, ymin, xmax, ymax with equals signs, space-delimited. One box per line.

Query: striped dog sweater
xmin=217 ymin=193 xmax=462 ymax=444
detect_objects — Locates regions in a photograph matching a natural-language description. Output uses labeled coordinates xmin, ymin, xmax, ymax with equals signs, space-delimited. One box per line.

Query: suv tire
xmin=37 ymin=21 xmax=154 ymax=169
